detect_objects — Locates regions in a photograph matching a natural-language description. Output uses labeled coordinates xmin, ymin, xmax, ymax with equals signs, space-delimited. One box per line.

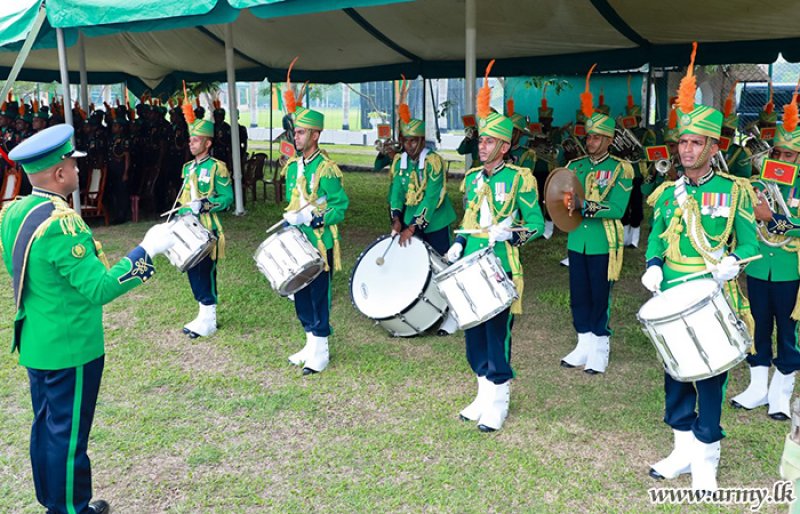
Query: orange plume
xmin=18 ymin=103 xmax=25 ymax=116
xmin=398 ymin=74 xmax=411 ymax=124
xmin=723 ymin=81 xmax=738 ymax=118
xmin=195 ymin=96 xmax=200 ymax=108
xmin=580 ymin=63 xmax=597 ymax=119
xmin=541 ymin=83 xmax=548 ymax=110
xmin=283 ymin=56 xmax=299 ymax=114
xmin=765 ymin=80 xmax=774 ymax=114
xmin=677 ymin=41 xmax=698 ymax=115
xmin=32 ymin=99 xmax=39 ymax=114
xmin=297 ymin=81 xmax=309 ymax=108
xmin=109 ymin=107 xmax=117 ymax=121
xmin=168 ymin=97 xmax=175 ymax=108
xmin=506 ymin=98 xmax=514 ymax=117
xmin=782 ymin=77 xmax=800 ymax=133
xmin=182 ymin=81 xmax=195 ymax=125
xmin=7 ymin=89 xmax=12 ymax=103
xmin=477 ymin=59 xmax=495 ymax=120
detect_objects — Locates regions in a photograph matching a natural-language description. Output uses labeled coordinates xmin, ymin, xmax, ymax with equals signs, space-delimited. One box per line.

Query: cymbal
xmin=544 ymin=167 xmax=585 ymax=233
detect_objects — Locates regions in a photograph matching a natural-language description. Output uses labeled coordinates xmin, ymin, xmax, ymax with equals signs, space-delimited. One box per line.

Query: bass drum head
xmin=350 ymin=235 xmax=431 ymax=319
xmin=638 ymin=278 xmax=719 ymax=321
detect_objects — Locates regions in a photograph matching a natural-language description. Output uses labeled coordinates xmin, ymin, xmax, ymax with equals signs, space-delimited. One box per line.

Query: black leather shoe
xmin=770 ymin=412 xmax=790 ymax=421
xmin=584 ymin=368 xmax=602 ymax=375
xmin=302 ymin=367 xmax=319 ymax=376
xmin=560 ymin=360 xmax=578 ymax=369
xmin=730 ymin=399 xmax=746 ymax=409
xmin=437 ymin=329 xmax=450 ymax=337
xmin=88 ymin=499 xmax=111 ymax=514
xmin=182 ymin=327 xmax=191 ymax=334
xmin=648 ymin=468 xmax=665 ymax=480
xmin=187 ymin=331 xmax=201 ymax=339
xmin=477 ymin=424 xmax=496 ymax=433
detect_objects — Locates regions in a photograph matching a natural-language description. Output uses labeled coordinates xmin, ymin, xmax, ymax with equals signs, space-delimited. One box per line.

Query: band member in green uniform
xmin=280 ymin=66 xmax=350 ymax=374
xmin=2 ymin=124 xmax=175 ymax=514
xmin=642 ymin=43 xmax=759 ymax=493
xmin=732 ymin=92 xmax=800 ymax=420
xmin=447 ymin=62 xmax=544 ymax=432
xmin=175 ymin=102 xmax=234 ymax=339
xmin=389 ymin=79 xmax=458 ymax=335
xmin=560 ymin=65 xmax=633 ymax=375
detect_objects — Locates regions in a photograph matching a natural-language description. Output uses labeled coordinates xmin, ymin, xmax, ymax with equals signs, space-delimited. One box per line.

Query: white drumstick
xmin=160 ymin=205 xmax=183 ymax=218
xmin=265 ymin=201 xmax=313 ymax=234
xmin=665 ymin=254 xmax=762 ymax=285
xmin=376 ymin=234 xmax=398 ymax=266
xmin=454 ymin=227 xmax=530 ymax=235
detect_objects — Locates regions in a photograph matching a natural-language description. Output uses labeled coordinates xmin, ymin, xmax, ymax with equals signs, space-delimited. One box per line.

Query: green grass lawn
xmin=0 ymin=173 xmax=793 ymax=513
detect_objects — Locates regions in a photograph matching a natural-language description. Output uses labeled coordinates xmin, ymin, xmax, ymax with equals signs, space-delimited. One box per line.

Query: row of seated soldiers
xmin=373 ymin=86 xmax=775 ymax=246
xmin=0 ymin=94 xmax=247 ymax=224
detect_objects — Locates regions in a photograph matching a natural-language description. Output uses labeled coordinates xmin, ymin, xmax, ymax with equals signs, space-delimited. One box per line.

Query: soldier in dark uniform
xmin=106 ymin=108 xmax=131 ymax=224
xmin=212 ymin=100 xmax=232 ymax=170
xmin=14 ymin=104 xmax=36 ymax=195
xmin=164 ymin=99 xmax=190 ymax=212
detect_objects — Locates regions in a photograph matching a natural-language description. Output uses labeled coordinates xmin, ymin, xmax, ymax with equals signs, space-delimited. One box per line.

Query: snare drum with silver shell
xmin=434 ymin=248 xmax=518 ymax=330
xmin=637 ymin=278 xmax=750 ymax=382
xmin=164 ymin=214 xmax=217 ymax=272
xmin=254 ymin=226 xmax=325 ymax=296
xmin=350 ymin=235 xmax=449 ymax=337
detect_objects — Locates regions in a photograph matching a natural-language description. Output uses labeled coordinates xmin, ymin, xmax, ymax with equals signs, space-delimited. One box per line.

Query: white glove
xmin=488 ymin=223 xmax=513 ymax=245
xmin=641 ymin=266 xmax=663 ymax=293
xmin=713 ymin=255 xmax=740 ymax=282
xmin=283 ymin=205 xmax=314 ymax=226
xmin=446 ymin=242 xmax=464 ymax=263
xmin=140 ymin=223 xmax=177 ymax=257
xmin=189 ymin=200 xmax=203 ymax=215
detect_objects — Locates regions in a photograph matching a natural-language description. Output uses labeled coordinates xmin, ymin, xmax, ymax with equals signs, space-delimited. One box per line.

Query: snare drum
xmin=350 ymin=235 xmax=449 ymax=337
xmin=164 ymin=214 xmax=217 ymax=272
xmin=637 ymin=278 xmax=750 ymax=382
xmin=434 ymin=248 xmax=518 ymax=330
xmin=255 ymin=226 xmax=324 ymax=296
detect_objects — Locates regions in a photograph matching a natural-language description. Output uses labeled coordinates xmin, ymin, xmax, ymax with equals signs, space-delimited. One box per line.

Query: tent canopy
xmin=1 ymin=0 xmax=799 ymax=93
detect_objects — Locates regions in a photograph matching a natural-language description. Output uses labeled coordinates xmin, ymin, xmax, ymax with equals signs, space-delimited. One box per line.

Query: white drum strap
xmin=189 ymin=161 xmax=199 ymax=201
xmin=674 ymin=177 xmax=724 ymax=265
xmin=400 ymin=149 xmax=429 ymax=181
xmin=477 ymin=174 xmax=493 ymax=228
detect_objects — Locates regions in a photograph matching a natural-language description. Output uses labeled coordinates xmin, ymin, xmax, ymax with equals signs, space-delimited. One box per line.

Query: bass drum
xmin=350 ymin=235 xmax=449 ymax=337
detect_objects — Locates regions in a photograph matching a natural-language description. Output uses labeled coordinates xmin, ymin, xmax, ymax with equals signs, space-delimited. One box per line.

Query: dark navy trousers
xmin=746 ymin=276 xmax=800 ymax=374
xmin=663 ymin=371 xmax=728 ymax=443
xmin=28 ymin=355 xmax=104 ymax=514
xmin=187 ymin=253 xmax=218 ymax=305
xmin=465 ymin=303 xmax=515 ymax=384
xmin=295 ymin=249 xmax=334 ymax=337
xmin=568 ymin=250 xmax=613 ymax=337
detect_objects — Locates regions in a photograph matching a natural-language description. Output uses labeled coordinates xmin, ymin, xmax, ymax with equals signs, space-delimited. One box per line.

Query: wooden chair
xmin=263 ymin=154 xmax=286 ymax=203
xmin=0 ymin=166 xmax=22 ymax=208
xmin=81 ymin=166 xmax=109 ymax=226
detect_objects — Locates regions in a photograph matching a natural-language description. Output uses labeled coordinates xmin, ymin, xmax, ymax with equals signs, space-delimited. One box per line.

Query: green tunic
xmin=176 ymin=155 xmax=234 ymax=258
xmin=282 ymin=150 xmax=349 ymax=269
xmin=566 ymin=154 xmax=634 ymax=257
xmin=457 ymin=162 xmax=544 ymax=313
xmin=724 ymin=144 xmax=753 ymax=179
xmin=0 ymin=190 xmax=154 ymax=370
xmin=388 ymin=151 xmax=456 ymax=233
xmin=746 ymin=180 xmax=800 ymax=282
xmin=646 ymin=170 xmax=759 ymax=287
